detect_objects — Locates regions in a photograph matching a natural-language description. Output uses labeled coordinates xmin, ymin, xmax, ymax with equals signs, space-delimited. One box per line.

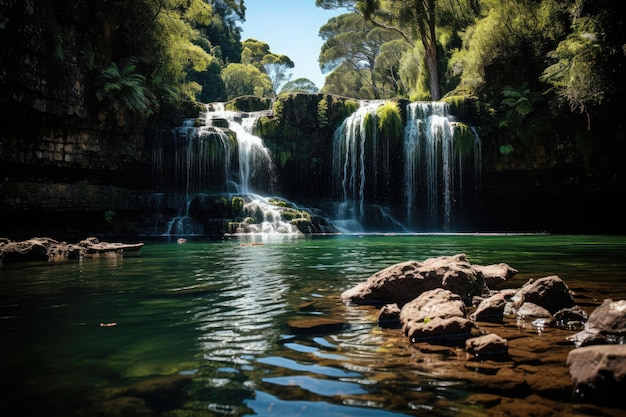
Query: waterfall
xmin=332 ymin=100 xmax=385 ymax=230
xmin=153 ymin=103 xmax=302 ymax=236
xmin=403 ymin=102 xmax=481 ymax=231
xmin=207 ymin=104 xmax=276 ymax=194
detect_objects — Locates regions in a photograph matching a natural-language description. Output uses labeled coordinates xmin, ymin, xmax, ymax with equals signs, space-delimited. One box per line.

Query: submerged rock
xmin=287 ymin=317 xmax=346 ymax=334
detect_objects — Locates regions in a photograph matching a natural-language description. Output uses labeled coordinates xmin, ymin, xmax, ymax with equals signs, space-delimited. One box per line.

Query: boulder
xmin=474 ymin=263 xmax=518 ymax=289
xmin=341 ymin=254 xmax=488 ymax=306
xmin=514 ymin=275 xmax=575 ymax=314
xmin=567 ymin=344 xmax=626 ymax=406
xmin=568 ymin=299 xmax=626 ymax=346
xmin=400 ymin=288 xmax=475 ymax=342
xmin=516 ymin=302 xmax=553 ymax=320
xmin=470 ymin=292 xmax=507 ymax=323
xmin=466 ymin=333 xmax=509 ymax=359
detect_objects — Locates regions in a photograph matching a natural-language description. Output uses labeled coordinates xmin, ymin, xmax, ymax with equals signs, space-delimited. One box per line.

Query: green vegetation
xmin=376 ymin=101 xmax=403 ymax=141
xmin=28 ymin=0 xmax=625 ymax=147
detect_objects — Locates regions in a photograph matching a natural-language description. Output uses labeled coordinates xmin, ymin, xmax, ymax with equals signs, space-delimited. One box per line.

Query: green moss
xmin=453 ymin=123 xmax=476 ymax=156
xmin=376 ymin=101 xmax=403 ymax=142
xmin=231 ymin=196 xmax=244 ymax=215
xmin=317 ymin=98 xmax=329 ymax=128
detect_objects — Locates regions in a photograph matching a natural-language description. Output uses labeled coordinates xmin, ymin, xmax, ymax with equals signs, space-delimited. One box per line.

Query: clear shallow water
xmin=1 ymin=234 xmax=625 ymax=416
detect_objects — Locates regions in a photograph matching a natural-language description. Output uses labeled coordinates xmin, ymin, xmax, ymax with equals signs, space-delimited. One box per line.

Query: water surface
xmin=1 ymin=234 xmax=625 ymax=416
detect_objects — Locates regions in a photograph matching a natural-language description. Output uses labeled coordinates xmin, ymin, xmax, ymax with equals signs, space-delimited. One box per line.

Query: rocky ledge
xmin=0 ymin=237 xmax=144 ymax=262
xmin=342 ymin=254 xmax=626 ymax=410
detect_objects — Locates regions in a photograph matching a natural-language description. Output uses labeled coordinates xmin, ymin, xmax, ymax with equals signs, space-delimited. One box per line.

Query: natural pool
xmin=1 ymin=234 xmax=625 ymax=416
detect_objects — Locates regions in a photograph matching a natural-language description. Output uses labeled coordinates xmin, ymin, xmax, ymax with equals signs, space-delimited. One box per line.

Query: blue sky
xmin=239 ymin=0 xmax=345 ymax=89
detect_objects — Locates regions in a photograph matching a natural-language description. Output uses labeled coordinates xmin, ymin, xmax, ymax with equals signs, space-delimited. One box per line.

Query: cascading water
xmin=332 ymin=100 xmax=481 ymax=232
xmin=403 ymin=102 xmax=481 ymax=231
xmin=332 ymin=101 xmax=387 ymax=232
xmin=154 ymin=104 xmax=303 ymax=237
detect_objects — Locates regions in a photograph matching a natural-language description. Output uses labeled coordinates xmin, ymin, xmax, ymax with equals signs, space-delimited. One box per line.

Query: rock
xmin=407 ymin=316 xmax=476 ymax=343
xmin=553 ymin=305 xmax=588 ymax=325
xmin=465 ymin=333 xmax=509 ymax=359
xmin=341 ymin=254 xmax=488 ymax=306
xmin=378 ymin=303 xmax=401 ymax=329
xmin=125 ymin=374 xmax=193 ymax=413
xmin=400 ymin=289 xmax=475 ymax=342
xmin=516 ymin=302 xmax=553 ymax=319
xmin=475 ymin=263 xmax=518 ymax=289
xmin=568 ymin=299 xmax=626 ymax=346
xmin=0 ymin=237 xmax=143 ymax=262
xmin=287 ymin=317 xmax=346 ymax=334
xmin=0 ymin=237 xmax=62 ymax=261
xmin=567 ymin=344 xmax=626 ymax=406
xmin=514 ymin=275 xmax=575 ymax=314
xmin=470 ymin=292 xmax=507 ymax=323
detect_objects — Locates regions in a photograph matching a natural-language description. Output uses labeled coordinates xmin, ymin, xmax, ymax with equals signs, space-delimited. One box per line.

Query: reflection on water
xmin=1 ymin=234 xmax=625 ymax=416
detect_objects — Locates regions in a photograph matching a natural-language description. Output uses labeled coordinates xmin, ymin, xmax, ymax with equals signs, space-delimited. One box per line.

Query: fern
xmin=96 ymin=61 xmax=156 ymax=116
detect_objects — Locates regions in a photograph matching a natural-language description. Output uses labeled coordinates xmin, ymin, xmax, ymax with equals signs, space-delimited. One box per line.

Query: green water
xmin=1 ymin=234 xmax=625 ymax=416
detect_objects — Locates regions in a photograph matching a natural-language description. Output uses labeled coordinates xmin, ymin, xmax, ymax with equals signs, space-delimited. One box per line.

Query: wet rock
xmin=0 ymin=237 xmax=57 ymax=261
xmin=125 ymin=374 xmax=193 ymax=413
xmin=99 ymin=396 xmax=155 ymax=417
xmin=475 ymin=262 xmax=518 ymax=289
xmin=407 ymin=316 xmax=476 ymax=343
xmin=465 ymin=333 xmax=509 ymax=360
xmin=567 ymin=344 xmax=626 ymax=406
xmin=553 ymin=305 xmax=588 ymax=328
xmin=470 ymin=292 xmax=507 ymax=323
xmin=515 ymin=275 xmax=575 ymax=314
xmin=0 ymin=236 xmax=143 ymax=262
xmin=287 ymin=317 xmax=346 ymax=334
xmin=568 ymin=299 xmax=626 ymax=346
xmin=341 ymin=254 xmax=488 ymax=306
xmin=516 ymin=302 xmax=553 ymax=320
xmin=378 ymin=303 xmax=401 ymax=329
xmin=398 ymin=289 xmax=476 ymax=342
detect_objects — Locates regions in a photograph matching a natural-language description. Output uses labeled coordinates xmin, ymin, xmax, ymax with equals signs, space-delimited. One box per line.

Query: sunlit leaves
xmin=541 ymin=16 xmax=607 ymax=119
xmin=222 ymin=63 xmax=273 ymax=100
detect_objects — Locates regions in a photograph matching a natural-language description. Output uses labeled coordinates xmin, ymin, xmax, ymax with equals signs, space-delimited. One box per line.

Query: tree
xmin=222 ymin=63 xmax=273 ymax=99
xmin=262 ymin=54 xmax=295 ymax=95
xmin=240 ymin=38 xmax=295 ymax=96
xmin=280 ymin=78 xmax=320 ymax=94
xmin=318 ymin=12 xmax=402 ymax=98
xmin=317 ymin=0 xmax=480 ymax=100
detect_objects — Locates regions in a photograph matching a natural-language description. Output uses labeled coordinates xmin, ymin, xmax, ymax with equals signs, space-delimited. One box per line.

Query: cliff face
xmin=0 ymin=0 xmax=153 ymax=238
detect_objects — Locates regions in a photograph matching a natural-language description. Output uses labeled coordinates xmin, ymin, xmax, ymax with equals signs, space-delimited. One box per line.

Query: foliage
xmin=280 ymin=78 xmax=320 ymax=94
xmin=95 ymin=61 xmax=156 ymax=116
xmin=222 ymin=63 xmax=273 ymax=100
xmin=319 ymin=12 xmax=403 ymax=99
xmin=497 ymin=83 xmax=548 ymax=143
xmin=540 ymin=8 xmax=621 ymax=130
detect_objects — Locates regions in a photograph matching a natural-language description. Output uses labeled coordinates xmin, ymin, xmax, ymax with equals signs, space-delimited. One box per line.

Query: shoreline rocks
xmin=342 ymin=254 xmax=626 ymax=408
xmin=0 ymin=236 xmax=144 ymax=262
